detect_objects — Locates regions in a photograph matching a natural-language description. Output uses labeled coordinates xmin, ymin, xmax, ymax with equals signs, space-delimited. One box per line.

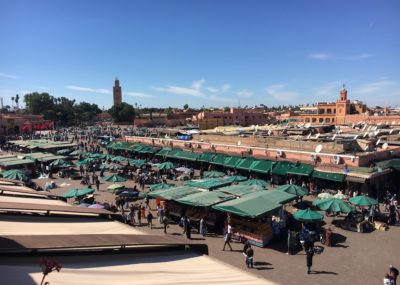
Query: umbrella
xmin=103 ymin=174 xmax=127 ymax=182
xmin=175 ymin=167 xmax=192 ymax=173
xmin=333 ymin=193 xmax=347 ymax=200
xmin=112 ymin=156 xmax=128 ymax=162
xmin=69 ymin=149 xmax=84 ymax=156
xmin=2 ymin=169 xmax=29 ymax=182
xmin=349 ymin=195 xmax=378 ymax=206
xmin=50 ymin=159 xmax=68 ymax=167
xmin=312 ymin=198 xmax=355 ymax=214
xmin=76 ymin=159 xmax=89 ymax=166
xmin=241 ymin=179 xmax=271 ymax=188
xmin=129 ymin=159 xmax=147 ymax=167
xmin=318 ymin=193 xmax=333 ymax=199
xmin=150 ymin=183 xmax=174 ymax=191
xmin=107 ymin=183 xmax=125 ymax=190
xmin=157 ymin=162 xmax=176 ymax=170
xmin=204 ymin=171 xmax=225 ymax=178
xmin=108 ymin=164 xmax=124 ymax=171
xmin=88 ymin=204 xmax=105 ymax=209
xmin=224 ymin=175 xmax=248 ymax=183
xmin=294 ymin=209 xmax=324 ymax=222
xmin=62 ymin=188 xmax=94 ymax=198
xmin=276 ymin=184 xmax=309 ymax=196
xmin=56 ymin=148 xmax=73 ymax=155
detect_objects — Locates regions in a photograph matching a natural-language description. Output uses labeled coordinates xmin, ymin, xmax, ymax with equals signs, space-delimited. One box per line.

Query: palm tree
xmin=11 ymin=97 xmax=14 ymax=109
xmin=15 ymin=94 xmax=19 ymax=109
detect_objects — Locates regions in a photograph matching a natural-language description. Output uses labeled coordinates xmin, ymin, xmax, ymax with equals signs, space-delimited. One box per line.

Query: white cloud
xmin=308 ymin=52 xmax=372 ymax=61
xmin=0 ymin=72 xmax=20 ymax=79
xmin=206 ymin=84 xmax=231 ymax=94
xmin=265 ymin=84 xmax=298 ymax=102
xmin=207 ymin=87 xmax=219 ymax=93
xmin=236 ymin=89 xmax=253 ymax=98
xmin=192 ymin=79 xmax=205 ymax=90
xmin=152 ymin=85 xmax=204 ymax=97
xmin=125 ymin=92 xmax=154 ymax=98
xmin=222 ymin=84 xmax=231 ymax=91
xmin=208 ymin=95 xmax=236 ymax=103
xmin=313 ymin=81 xmax=341 ymax=98
xmin=66 ymin=85 xmax=109 ymax=94
xmin=353 ymin=80 xmax=397 ymax=95
xmin=308 ymin=53 xmax=331 ymax=60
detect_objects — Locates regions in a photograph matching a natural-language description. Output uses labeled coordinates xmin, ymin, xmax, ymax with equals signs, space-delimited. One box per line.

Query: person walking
xmin=245 ymin=245 xmax=254 ymax=268
xmin=95 ymin=177 xmax=100 ymax=191
xmin=305 ymin=242 xmax=314 ymax=274
xmin=147 ymin=211 xmax=153 ymax=229
xmin=137 ymin=206 xmax=142 ymax=226
xmin=199 ymin=217 xmax=206 ymax=237
xmin=389 ymin=265 xmax=399 ymax=285
xmin=222 ymin=223 xmax=233 ymax=251
xmin=185 ymin=217 xmax=192 ymax=239
xmin=162 ymin=216 xmax=168 ymax=234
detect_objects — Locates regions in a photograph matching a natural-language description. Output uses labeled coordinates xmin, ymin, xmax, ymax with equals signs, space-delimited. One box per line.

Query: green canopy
xmin=76 ymin=158 xmax=96 ymax=165
xmin=223 ymin=156 xmax=242 ymax=168
xmin=156 ymin=148 xmax=172 ymax=157
xmin=157 ymin=162 xmax=176 ymax=170
xmin=184 ymin=178 xmax=232 ymax=190
xmin=150 ymin=183 xmax=175 ymax=191
xmin=165 ymin=148 xmax=183 ymax=158
xmin=88 ymin=153 xmax=106 ymax=159
xmin=223 ymin=175 xmax=248 ymax=183
xmin=148 ymin=186 xmax=201 ymax=200
xmin=103 ymin=174 xmax=127 ymax=182
xmin=260 ymin=190 xmax=297 ymax=204
xmin=176 ymin=191 xmax=235 ymax=207
xmin=216 ymin=185 xmax=261 ymax=196
xmin=210 ymin=153 xmax=227 ymax=165
xmin=62 ymin=188 xmax=94 ymax=198
xmin=236 ymin=158 xmax=257 ymax=171
xmin=56 ymin=148 xmax=73 ymax=155
xmin=312 ymin=198 xmax=355 ymax=214
xmin=198 ymin=152 xmax=215 ymax=162
xmin=241 ymin=179 xmax=271 ymax=188
xmin=349 ymin=195 xmax=378 ymax=206
xmin=69 ymin=149 xmax=85 ymax=156
xmin=107 ymin=184 xmax=125 ymax=190
xmin=272 ymin=161 xmax=295 ymax=176
xmin=212 ymin=191 xmax=282 ymax=219
xmin=287 ymin=163 xmax=314 ymax=176
xmin=111 ymin=156 xmax=128 ymax=162
xmin=312 ymin=170 xmax=346 ymax=182
xmin=2 ymin=169 xmax=29 ymax=182
xmin=50 ymin=158 xmax=68 ymax=167
xmin=204 ymin=171 xmax=225 ymax=178
xmin=294 ymin=209 xmax=324 ymax=222
xmin=249 ymin=160 xmax=275 ymax=174
xmin=276 ymin=184 xmax=309 ymax=196
xmin=173 ymin=151 xmax=200 ymax=161
xmin=128 ymin=159 xmax=147 ymax=167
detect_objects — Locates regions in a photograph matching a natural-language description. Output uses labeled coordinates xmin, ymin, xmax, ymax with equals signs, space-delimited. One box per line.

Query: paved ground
xmin=34 ymin=166 xmax=400 ymax=285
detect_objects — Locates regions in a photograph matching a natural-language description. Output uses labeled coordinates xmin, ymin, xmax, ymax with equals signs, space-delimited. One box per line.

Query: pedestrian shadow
xmin=311 ymin=270 xmax=338 ymax=275
xmin=188 ymin=237 xmax=205 ymax=241
xmin=254 ymin=261 xmax=272 ymax=266
xmin=254 ymin=262 xmax=274 ymax=271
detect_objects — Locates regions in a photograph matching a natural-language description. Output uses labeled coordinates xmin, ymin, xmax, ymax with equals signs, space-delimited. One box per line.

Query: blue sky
xmin=1 ymin=0 xmax=399 ymax=109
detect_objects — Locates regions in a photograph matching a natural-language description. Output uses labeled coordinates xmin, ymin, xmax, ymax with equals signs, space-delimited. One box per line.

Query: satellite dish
xmin=363 ymin=132 xmax=368 ymax=138
xmin=315 ymin=133 xmax=320 ymax=139
xmin=376 ymin=139 xmax=381 ymax=146
xmin=390 ymin=129 xmax=394 ymax=134
xmin=237 ymin=140 xmax=241 ymax=146
xmin=307 ymin=133 xmax=311 ymax=139
xmin=382 ymin=143 xmax=389 ymax=150
xmin=368 ymin=132 xmax=376 ymax=138
xmin=332 ymin=134 xmax=337 ymax=140
xmin=362 ymin=124 xmax=367 ymax=131
xmin=304 ymin=123 xmax=311 ymax=128
xmin=354 ymin=135 xmax=358 ymax=140
xmin=364 ymin=145 xmax=369 ymax=151
xmin=315 ymin=144 xmax=323 ymax=153
xmin=268 ymin=129 xmax=272 ymax=136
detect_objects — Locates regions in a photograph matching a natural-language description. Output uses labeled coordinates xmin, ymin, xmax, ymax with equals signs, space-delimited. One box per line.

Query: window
xmin=327 ymin=108 xmax=332 ymax=114
xmin=325 ymin=118 xmax=330 ymax=123
xmin=305 ymin=118 xmax=310 ymax=123
xmin=333 ymin=109 xmax=336 ymax=114
xmin=319 ymin=118 xmax=324 ymax=123
xmin=332 ymin=118 xmax=335 ymax=122
xmin=312 ymin=118 xmax=317 ymax=123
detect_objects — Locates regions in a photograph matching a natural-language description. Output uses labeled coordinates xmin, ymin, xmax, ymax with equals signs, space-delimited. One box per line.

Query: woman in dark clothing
xmin=306 ymin=242 xmax=314 ymax=274
xmin=185 ymin=217 xmax=192 ymax=239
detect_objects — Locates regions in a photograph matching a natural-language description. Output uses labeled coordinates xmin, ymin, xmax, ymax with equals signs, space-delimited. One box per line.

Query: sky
xmin=1 ymin=0 xmax=400 ymax=109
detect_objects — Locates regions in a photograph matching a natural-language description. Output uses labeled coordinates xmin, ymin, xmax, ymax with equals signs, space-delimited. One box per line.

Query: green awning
xmin=156 ymin=148 xmax=172 ymax=156
xmin=148 ymin=186 xmax=201 ymax=200
xmin=312 ymin=170 xmax=346 ymax=182
xmin=287 ymin=163 xmax=314 ymax=176
xmin=37 ymin=155 xmax=67 ymax=162
xmin=223 ymin=156 xmax=242 ymax=168
xmin=198 ymin=152 xmax=215 ymax=162
xmin=216 ymin=185 xmax=261 ymax=196
xmin=261 ymin=190 xmax=297 ymax=204
xmin=212 ymin=191 xmax=282 ymax=219
xmin=236 ymin=158 xmax=258 ymax=171
xmin=210 ymin=153 xmax=227 ymax=165
xmin=176 ymin=191 xmax=235 ymax=207
xmin=0 ymin=159 xmax=34 ymax=167
xmin=272 ymin=161 xmax=295 ymax=175
xmin=184 ymin=178 xmax=232 ymax=190
xmin=376 ymin=159 xmax=400 ymax=171
xmin=173 ymin=151 xmax=200 ymax=161
xmin=249 ymin=160 xmax=275 ymax=174
xmin=165 ymin=148 xmax=183 ymax=158
xmin=138 ymin=146 xmax=160 ymax=154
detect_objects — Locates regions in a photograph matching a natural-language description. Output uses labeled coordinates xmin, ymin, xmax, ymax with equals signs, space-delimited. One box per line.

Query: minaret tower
xmin=113 ymin=78 xmax=122 ymax=105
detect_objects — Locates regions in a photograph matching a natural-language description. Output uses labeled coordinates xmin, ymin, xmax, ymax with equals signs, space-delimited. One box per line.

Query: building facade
xmin=113 ymin=79 xmax=122 ymax=105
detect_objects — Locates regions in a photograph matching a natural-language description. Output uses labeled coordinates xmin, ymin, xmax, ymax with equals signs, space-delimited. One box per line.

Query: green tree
xmin=24 ymin=92 xmax=55 ymax=115
xmin=183 ymin=103 xmax=189 ymax=110
xmin=108 ymin=102 xmax=135 ymax=123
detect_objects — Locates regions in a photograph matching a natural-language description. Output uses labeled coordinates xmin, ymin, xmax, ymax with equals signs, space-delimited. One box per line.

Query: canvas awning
xmin=184 ymin=179 xmax=232 ymax=190
xmin=249 ymin=160 xmax=275 ymax=174
xmin=287 ymin=163 xmax=314 ymax=176
xmin=260 ymin=190 xmax=297 ymax=204
xmin=0 ymin=159 xmax=34 ymax=167
xmin=223 ymin=156 xmax=242 ymax=168
xmin=148 ymin=186 xmax=201 ymax=200
xmin=210 ymin=153 xmax=227 ymax=165
xmin=216 ymin=185 xmax=261 ymax=196
xmin=235 ymin=158 xmax=257 ymax=171
xmin=156 ymin=148 xmax=172 ymax=156
xmin=312 ymin=170 xmax=346 ymax=182
xmin=271 ymin=161 xmax=294 ymax=175
xmin=176 ymin=191 xmax=235 ymax=207
xmin=198 ymin=152 xmax=215 ymax=162
xmin=212 ymin=191 xmax=282 ymax=218
xmin=173 ymin=151 xmax=200 ymax=161
xmin=165 ymin=148 xmax=183 ymax=158
xmin=376 ymin=159 xmax=400 ymax=171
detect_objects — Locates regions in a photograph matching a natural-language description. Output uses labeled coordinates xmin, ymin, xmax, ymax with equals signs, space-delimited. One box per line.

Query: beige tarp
xmin=0 ymin=215 xmax=144 ymax=235
xmin=0 ymin=253 xmax=275 ymax=285
xmin=0 ymin=195 xmax=70 ymax=207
